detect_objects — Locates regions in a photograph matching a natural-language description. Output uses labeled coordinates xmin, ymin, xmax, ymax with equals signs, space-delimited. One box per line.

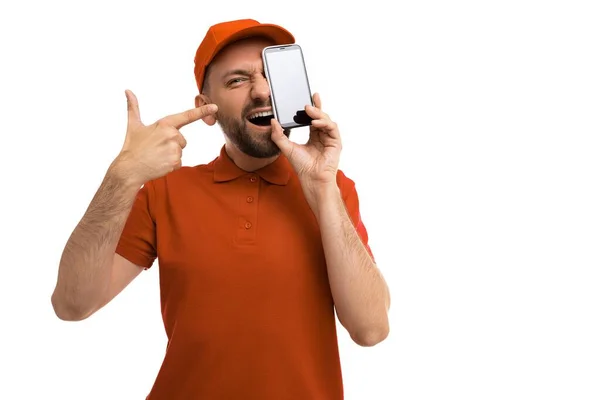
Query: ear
xmin=195 ymin=94 xmax=217 ymax=126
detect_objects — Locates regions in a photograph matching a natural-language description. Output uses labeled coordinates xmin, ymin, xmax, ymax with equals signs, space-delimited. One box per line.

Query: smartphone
xmin=262 ymin=43 xmax=314 ymax=130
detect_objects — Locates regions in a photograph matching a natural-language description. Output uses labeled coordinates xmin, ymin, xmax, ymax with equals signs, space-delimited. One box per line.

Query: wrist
xmin=312 ymin=182 xmax=342 ymax=222
xmin=313 ymin=181 xmax=341 ymax=202
xmin=108 ymin=154 xmax=144 ymax=193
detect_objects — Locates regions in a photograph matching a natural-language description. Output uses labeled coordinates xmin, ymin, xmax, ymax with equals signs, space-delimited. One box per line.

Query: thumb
xmin=270 ymin=118 xmax=293 ymax=155
xmin=125 ymin=89 xmax=142 ymax=126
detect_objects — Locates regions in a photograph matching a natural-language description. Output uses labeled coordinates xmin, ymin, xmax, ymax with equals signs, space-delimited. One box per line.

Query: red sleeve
xmin=337 ymin=170 xmax=375 ymax=262
xmin=115 ymin=181 xmax=157 ymax=270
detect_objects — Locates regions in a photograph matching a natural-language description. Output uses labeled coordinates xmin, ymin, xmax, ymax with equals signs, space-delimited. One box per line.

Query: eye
xmin=227 ymin=77 xmax=247 ymax=87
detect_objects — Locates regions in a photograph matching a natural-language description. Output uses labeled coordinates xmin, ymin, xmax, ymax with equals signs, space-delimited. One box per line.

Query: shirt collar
xmin=212 ymin=145 xmax=291 ymax=185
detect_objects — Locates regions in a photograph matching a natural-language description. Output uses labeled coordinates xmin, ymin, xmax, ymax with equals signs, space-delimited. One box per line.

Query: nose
xmin=251 ymin=74 xmax=271 ymax=102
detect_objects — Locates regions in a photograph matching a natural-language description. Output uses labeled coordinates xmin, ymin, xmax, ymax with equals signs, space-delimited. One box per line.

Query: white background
xmin=1 ymin=0 xmax=599 ymax=399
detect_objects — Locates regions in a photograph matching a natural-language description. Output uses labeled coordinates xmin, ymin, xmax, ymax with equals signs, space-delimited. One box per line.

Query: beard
xmin=216 ymin=99 xmax=291 ymax=158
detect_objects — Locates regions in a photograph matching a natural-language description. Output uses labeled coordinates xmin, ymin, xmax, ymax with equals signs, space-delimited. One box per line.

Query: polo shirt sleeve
xmin=337 ymin=170 xmax=375 ymax=262
xmin=115 ymin=181 xmax=157 ymax=270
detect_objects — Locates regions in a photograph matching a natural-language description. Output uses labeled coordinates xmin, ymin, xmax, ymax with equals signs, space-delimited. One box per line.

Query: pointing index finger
xmin=162 ymin=104 xmax=218 ymax=129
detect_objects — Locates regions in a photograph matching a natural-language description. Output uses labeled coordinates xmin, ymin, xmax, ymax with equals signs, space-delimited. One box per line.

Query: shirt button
xmin=246 ymin=196 xmax=254 ymax=203
xmin=245 ymin=222 xmax=252 ymax=229
xmin=250 ymin=176 xmax=257 ymax=183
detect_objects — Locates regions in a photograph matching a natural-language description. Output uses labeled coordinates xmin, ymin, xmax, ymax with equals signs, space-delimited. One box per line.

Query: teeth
xmin=248 ymin=110 xmax=273 ymax=119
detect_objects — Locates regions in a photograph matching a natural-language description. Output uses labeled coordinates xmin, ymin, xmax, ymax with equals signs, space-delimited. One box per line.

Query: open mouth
xmin=246 ymin=110 xmax=274 ymax=127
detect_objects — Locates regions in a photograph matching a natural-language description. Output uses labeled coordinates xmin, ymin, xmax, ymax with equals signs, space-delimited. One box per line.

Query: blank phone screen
xmin=264 ymin=45 xmax=313 ymax=129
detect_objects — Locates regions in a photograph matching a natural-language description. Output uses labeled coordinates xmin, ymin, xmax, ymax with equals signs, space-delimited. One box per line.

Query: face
xmin=201 ymin=37 xmax=290 ymax=159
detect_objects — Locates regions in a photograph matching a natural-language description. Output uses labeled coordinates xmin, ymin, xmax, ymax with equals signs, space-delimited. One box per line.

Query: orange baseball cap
xmin=193 ymin=19 xmax=295 ymax=93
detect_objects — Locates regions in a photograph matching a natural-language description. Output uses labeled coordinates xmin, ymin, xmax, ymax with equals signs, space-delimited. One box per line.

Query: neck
xmin=224 ymin=142 xmax=278 ymax=172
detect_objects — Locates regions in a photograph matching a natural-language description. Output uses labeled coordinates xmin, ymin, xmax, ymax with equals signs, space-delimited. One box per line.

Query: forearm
xmin=52 ymin=159 xmax=141 ymax=320
xmin=315 ymin=184 xmax=390 ymax=346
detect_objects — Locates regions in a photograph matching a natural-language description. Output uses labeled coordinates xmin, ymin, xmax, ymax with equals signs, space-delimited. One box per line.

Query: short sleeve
xmin=115 ymin=181 xmax=157 ymax=270
xmin=337 ymin=171 xmax=375 ymax=262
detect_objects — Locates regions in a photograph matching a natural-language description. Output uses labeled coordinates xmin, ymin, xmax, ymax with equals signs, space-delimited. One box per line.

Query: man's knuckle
xmin=170 ymin=139 xmax=180 ymax=151
xmin=171 ymin=159 xmax=182 ymax=171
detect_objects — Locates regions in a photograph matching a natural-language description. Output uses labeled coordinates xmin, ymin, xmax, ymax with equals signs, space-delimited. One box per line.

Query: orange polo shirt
xmin=115 ymin=145 xmax=373 ymax=400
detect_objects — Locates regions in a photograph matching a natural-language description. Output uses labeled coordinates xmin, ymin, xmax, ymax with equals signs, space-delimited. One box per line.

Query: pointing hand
xmin=115 ymin=89 xmax=218 ymax=187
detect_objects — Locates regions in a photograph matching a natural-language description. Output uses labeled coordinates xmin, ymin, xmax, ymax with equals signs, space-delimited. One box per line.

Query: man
xmin=51 ymin=18 xmax=391 ymax=399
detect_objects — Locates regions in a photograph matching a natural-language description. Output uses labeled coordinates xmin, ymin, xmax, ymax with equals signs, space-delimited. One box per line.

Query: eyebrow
xmin=221 ymin=67 xmax=262 ymax=81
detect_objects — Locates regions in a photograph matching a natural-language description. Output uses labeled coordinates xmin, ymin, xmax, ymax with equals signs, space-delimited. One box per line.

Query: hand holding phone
xmin=262 ymin=44 xmax=314 ymax=130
